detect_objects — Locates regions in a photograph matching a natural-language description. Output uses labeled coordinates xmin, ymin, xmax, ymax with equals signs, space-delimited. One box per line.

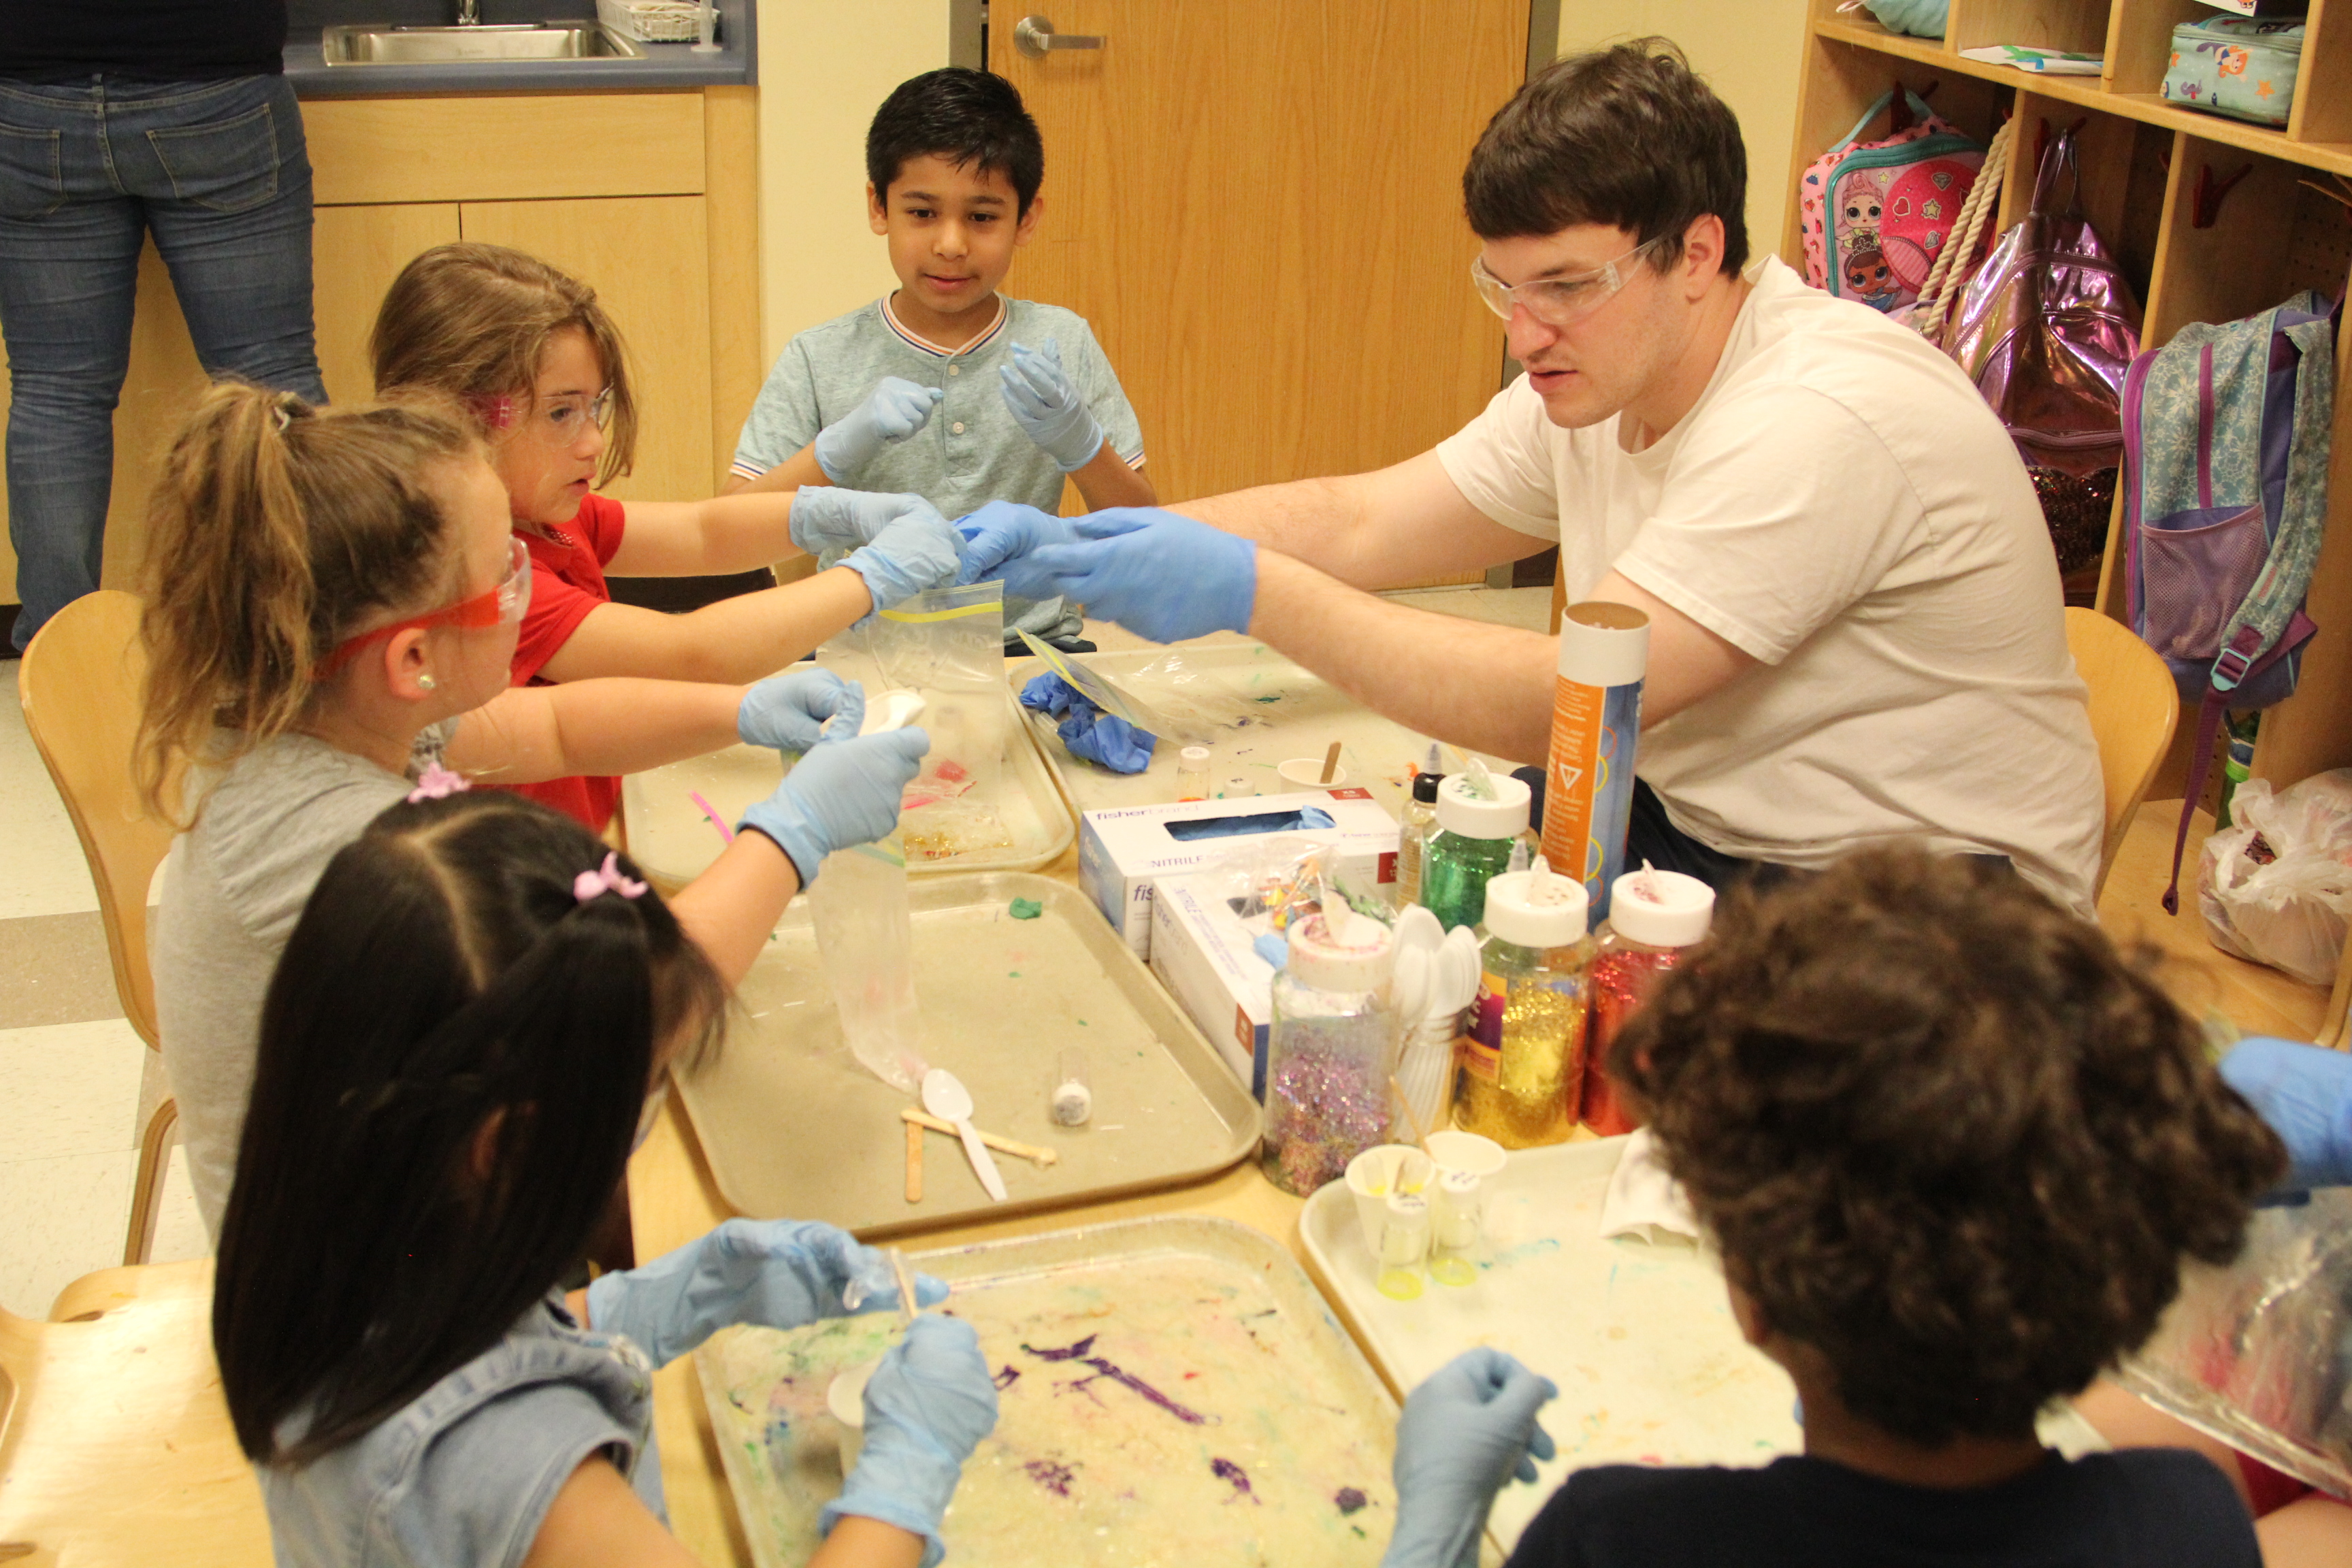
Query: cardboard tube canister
xmin=1541 ymin=602 xmax=1649 ymax=922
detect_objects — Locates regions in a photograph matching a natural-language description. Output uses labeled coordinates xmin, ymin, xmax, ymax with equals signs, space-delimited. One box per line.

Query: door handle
xmin=1013 ymin=16 xmax=1103 ymax=56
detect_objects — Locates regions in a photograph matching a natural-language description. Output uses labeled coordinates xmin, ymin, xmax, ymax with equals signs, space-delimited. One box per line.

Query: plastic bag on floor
xmin=2200 ymin=769 xmax=2352 ymax=985
xmin=822 ymin=583 xmax=1015 ymax=862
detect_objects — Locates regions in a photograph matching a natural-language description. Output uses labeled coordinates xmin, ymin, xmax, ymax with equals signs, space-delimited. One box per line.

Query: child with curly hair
xmin=1374 ymin=846 xmax=2285 ymax=1568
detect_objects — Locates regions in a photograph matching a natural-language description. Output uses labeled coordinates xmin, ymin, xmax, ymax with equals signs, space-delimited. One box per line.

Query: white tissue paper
xmin=1599 ymin=1128 xmax=1701 ymax=1243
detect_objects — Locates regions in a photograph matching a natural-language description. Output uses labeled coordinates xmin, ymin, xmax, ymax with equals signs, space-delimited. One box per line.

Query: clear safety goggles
xmin=318 ymin=535 xmax=532 ymax=676
xmin=478 ymin=387 xmax=615 ymax=451
xmin=1470 ymin=236 xmax=1662 ymax=329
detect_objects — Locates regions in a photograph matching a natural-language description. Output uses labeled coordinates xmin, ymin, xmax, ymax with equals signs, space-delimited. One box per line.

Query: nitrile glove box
xmin=1078 ymin=789 xmax=1399 ymax=960
xmin=1149 ymin=870 xmax=1284 ymax=1097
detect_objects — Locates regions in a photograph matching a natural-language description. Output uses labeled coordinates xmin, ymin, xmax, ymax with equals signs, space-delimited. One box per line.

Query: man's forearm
xmin=1248 ymin=550 xmax=1556 ymax=765
xmin=1180 ymin=474 xmax=1372 ymax=578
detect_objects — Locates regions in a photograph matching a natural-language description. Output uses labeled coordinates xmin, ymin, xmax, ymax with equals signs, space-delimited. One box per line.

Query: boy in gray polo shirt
xmin=725 ymin=67 xmax=1153 ymax=648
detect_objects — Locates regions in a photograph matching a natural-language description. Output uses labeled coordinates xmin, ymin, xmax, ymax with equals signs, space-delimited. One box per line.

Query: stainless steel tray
xmin=698 ymin=1215 xmax=1398 ymax=1568
xmin=673 ymin=872 xmax=1259 ymax=1237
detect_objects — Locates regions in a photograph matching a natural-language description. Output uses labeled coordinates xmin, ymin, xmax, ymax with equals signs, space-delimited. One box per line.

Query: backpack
xmin=1798 ymin=86 xmax=1984 ymax=314
xmin=2122 ymin=290 xmax=2339 ymax=911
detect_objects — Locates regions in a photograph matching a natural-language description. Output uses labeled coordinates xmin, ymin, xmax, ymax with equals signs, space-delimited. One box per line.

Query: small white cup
xmin=1424 ymin=1128 xmax=1507 ymax=1181
xmin=1277 ymin=756 xmax=1350 ymax=789
xmin=1344 ymin=1144 xmax=1435 ymax=1258
xmin=828 ymin=1357 xmax=880 ymax=1472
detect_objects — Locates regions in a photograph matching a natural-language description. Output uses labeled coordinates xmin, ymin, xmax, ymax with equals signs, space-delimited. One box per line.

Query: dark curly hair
xmin=1614 ymin=847 xmax=2283 ymax=1447
xmin=867 ymin=67 xmax=1045 ymax=216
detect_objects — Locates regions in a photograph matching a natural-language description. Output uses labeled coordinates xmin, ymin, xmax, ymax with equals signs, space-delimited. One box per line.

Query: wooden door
xmin=459 ymin=195 xmax=715 ymax=505
xmin=991 ymin=1 xmax=1526 ymax=506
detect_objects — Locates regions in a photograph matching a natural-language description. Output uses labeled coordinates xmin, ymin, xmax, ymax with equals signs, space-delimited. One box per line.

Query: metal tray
xmin=1300 ymin=1137 xmax=1801 ymax=1552
xmin=620 ymin=693 xmax=1075 ymax=889
xmin=698 ymin=1215 xmax=1399 ymax=1568
xmin=1009 ymin=642 xmax=1500 ymax=823
xmin=672 ymin=873 xmax=1258 ymax=1237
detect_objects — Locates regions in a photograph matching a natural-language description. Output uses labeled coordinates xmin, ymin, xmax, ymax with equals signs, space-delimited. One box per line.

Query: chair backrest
xmin=2065 ymin=605 xmax=2180 ymax=901
xmin=18 ymin=590 xmax=173 ymax=1049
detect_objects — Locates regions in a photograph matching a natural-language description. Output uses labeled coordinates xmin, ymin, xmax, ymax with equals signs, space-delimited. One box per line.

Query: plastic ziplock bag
xmin=2200 ymin=769 xmax=2352 ymax=985
xmin=821 ymin=583 xmax=1015 ymax=862
xmin=811 ymin=838 xmax=928 ymax=1094
xmin=2118 ymin=1187 xmax=2352 ymax=1499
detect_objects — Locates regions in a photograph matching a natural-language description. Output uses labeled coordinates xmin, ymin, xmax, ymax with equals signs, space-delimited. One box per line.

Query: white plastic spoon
xmin=921 ymin=1068 xmax=1007 ymax=1202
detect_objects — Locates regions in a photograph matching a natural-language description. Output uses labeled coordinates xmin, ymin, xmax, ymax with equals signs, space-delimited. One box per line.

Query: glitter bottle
xmin=1396 ymin=747 xmax=1444 ymax=906
xmin=1418 ymin=770 xmax=1534 ymax=933
xmin=1454 ymin=859 xmax=1594 ymax=1149
xmin=1582 ymin=868 xmax=1716 ymax=1137
xmin=1260 ymin=908 xmax=1401 ymax=1197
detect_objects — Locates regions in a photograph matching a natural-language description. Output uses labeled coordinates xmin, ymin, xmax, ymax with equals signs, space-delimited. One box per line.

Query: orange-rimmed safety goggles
xmin=317 ymin=536 xmax=532 ymax=678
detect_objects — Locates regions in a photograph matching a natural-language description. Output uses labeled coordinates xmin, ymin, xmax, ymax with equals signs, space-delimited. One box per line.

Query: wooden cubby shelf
xmin=1786 ymin=0 xmax=2352 ymax=1045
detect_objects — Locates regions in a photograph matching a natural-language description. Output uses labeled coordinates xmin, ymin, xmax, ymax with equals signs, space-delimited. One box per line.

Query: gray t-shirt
xmin=152 ymin=723 xmax=453 ymax=1239
xmin=261 ymin=1294 xmax=662 ymax=1568
xmin=731 ymin=293 xmax=1146 ymax=644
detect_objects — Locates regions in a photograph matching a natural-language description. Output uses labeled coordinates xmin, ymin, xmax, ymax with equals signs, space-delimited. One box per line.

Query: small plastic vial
xmin=1582 ymin=868 xmax=1716 ymax=1136
xmin=1175 ymin=745 xmax=1211 ymax=802
xmin=1396 ymin=764 xmax=1443 ymax=906
xmin=1428 ymin=1169 xmax=1484 ymax=1287
xmin=1218 ymin=773 xmax=1257 ymax=800
xmin=1418 ymin=770 xmax=1535 ymax=934
xmin=1051 ymin=1048 xmax=1092 ymax=1126
xmin=1375 ymin=1190 xmax=1431 ymax=1301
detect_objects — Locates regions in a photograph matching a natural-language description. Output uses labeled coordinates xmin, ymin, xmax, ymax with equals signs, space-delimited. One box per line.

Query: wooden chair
xmin=17 ymin=589 xmax=180 ymax=1264
xmin=0 ymin=1259 xmax=270 ymax=1565
xmin=2065 ymin=606 xmax=2180 ymax=903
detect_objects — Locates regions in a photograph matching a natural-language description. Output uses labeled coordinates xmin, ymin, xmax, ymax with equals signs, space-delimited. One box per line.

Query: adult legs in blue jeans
xmin=0 ymin=75 xmax=324 ymax=651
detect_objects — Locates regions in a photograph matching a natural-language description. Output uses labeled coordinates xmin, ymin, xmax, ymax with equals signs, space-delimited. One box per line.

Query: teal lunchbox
xmin=2162 ymin=15 xmax=2306 ymax=127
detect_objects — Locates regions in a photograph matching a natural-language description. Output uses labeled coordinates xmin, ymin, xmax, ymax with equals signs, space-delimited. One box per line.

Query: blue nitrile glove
xmin=1017 ymin=672 xmax=1155 ymax=773
xmin=1252 ymin=933 xmax=1290 ymax=970
xmin=843 ymin=504 xmax=965 ymax=617
xmin=737 ymin=668 xmax=861 ymax=754
xmin=2219 ymin=1036 xmax=2352 ymax=1196
xmin=955 ymin=498 xmax=1075 ymax=588
xmin=739 ymin=726 xmax=930 ymax=885
xmin=1022 ymin=509 xmax=1258 ymax=644
xmin=1380 ymin=1348 xmax=1558 ymax=1568
xmin=583 ymin=1218 xmax=949 ymax=1370
xmin=823 ymin=1314 xmax=998 ymax=1568
xmin=789 ymin=487 xmax=948 ymax=557
xmin=812 ymin=377 xmax=945 ymax=485
xmin=998 ymin=339 xmax=1105 ymax=473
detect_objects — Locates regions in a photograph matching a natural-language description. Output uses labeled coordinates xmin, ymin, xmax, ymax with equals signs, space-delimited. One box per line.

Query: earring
xmin=417 ymin=673 xmax=438 ymax=691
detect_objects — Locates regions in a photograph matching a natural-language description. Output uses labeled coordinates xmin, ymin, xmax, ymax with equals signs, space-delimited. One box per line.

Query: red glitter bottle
xmin=1580 ymin=868 xmax=1716 ymax=1137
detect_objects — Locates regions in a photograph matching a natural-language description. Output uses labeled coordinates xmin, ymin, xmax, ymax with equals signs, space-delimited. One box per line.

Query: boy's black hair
xmin=1615 ymin=847 xmax=2283 ymax=1448
xmin=866 ymin=66 xmax=1045 ymax=216
xmin=1463 ymin=38 xmax=1750 ymax=277
xmin=212 ymin=792 xmax=725 ymax=1466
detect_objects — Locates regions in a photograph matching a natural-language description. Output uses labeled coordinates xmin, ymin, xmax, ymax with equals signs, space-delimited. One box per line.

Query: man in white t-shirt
xmin=960 ymin=40 xmax=2104 ymax=912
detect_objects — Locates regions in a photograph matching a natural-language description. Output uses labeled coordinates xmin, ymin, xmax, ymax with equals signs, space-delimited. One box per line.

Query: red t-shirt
xmin=505 ymin=493 xmax=625 ymax=831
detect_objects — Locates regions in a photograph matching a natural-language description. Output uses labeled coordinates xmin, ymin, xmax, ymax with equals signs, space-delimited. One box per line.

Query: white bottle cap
xmin=1434 ymin=772 xmax=1532 ymax=840
xmin=1286 ymin=909 xmax=1395 ymax=993
xmin=1607 ymin=868 xmax=1716 ymax=948
xmin=1482 ymin=868 xmax=1589 ymax=948
xmin=1179 ymin=745 xmax=1210 ymax=767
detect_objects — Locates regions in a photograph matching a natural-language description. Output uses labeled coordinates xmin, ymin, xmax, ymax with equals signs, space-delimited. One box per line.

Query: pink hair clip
xmin=470 ymin=393 xmax=518 ymax=433
xmin=406 ymin=763 xmax=471 ymax=804
xmin=574 ymin=852 xmax=649 ymax=904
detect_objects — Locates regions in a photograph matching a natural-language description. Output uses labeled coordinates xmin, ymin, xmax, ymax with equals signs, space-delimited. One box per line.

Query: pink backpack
xmin=1799 ymin=86 xmax=1986 ymax=314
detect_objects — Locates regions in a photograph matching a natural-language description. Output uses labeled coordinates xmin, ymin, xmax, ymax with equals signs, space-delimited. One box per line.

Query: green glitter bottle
xmin=1417 ymin=770 xmax=1534 ymax=933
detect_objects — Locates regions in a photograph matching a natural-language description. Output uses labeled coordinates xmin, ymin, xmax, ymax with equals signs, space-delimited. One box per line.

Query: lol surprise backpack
xmin=1799 ymin=86 xmax=1985 ymax=314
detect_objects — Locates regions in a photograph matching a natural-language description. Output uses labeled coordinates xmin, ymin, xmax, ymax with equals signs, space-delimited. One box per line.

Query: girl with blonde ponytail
xmin=143 ymin=385 xmax=930 ymax=1237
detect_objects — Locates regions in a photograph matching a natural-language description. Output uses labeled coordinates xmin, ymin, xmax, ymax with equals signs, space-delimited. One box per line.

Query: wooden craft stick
xmin=899 ymin=1107 xmax=1060 ymax=1166
xmin=905 ymin=1120 xmax=924 ymax=1203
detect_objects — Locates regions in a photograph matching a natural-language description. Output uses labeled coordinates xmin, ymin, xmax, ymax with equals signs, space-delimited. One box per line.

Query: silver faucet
xmin=456 ymin=0 xmax=480 ymax=22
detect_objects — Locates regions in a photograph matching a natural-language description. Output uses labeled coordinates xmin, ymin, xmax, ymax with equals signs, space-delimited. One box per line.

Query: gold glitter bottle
xmin=1454 ymin=859 xmax=1593 ymax=1149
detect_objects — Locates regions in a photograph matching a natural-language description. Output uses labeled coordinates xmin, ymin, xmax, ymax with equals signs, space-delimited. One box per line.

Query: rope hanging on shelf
xmin=1912 ymin=114 xmax=2015 ymax=345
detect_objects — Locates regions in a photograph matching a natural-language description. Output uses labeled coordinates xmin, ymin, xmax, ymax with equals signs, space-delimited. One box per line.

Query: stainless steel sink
xmin=321 ymin=23 xmax=647 ymax=65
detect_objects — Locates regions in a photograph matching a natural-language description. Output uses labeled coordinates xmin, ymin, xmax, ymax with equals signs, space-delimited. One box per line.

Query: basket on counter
xmin=595 ymin=0 xmax=709 ymax=43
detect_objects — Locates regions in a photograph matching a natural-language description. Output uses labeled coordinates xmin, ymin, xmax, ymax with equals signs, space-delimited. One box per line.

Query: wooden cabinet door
xmin=314 ymin=203 xmax=462 ymax=405
xmin=990 ymin=1 xmax=1526 ymax=506
xmin=459 ymin=195 xmax=715 ymax=504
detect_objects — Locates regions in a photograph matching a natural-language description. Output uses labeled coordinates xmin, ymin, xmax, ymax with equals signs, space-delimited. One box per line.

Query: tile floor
xmin=0 ymin=585 xmax=1557 ymax=1320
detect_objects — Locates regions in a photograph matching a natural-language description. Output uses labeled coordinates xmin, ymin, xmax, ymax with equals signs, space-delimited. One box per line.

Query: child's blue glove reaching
xmin=823 ymin=1315 xmax=1000 ymax=1568
xmin=954 ymin=499 xmax=1075 ymax=591
xmin=736 ymin=668 xmax=861 ymax=755
xmin=843 ymin=506 xmax=965 ymax=619
xmin=813 ymin=377 xmax=944 ymax=484
xmin=1380 ymin=1348 xmax=1558 ymax=1568
xmin=999 ymin=339 xmax=1105 ymax=473
xmin=2219 ymin=1036 xmax=2352 ymax=1196
xmin=584 ymin=1218 xmax=949 ymax=1370
xmin=789 ymin=487 xmax=949 ymax=556
xmin=1020 ymin=509 xmax=1258 ymax=644
xmin=1019 ymin=672 xmax=1155 ymax=773
xmin=738 ymin=725 xmax=930 ymax=884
